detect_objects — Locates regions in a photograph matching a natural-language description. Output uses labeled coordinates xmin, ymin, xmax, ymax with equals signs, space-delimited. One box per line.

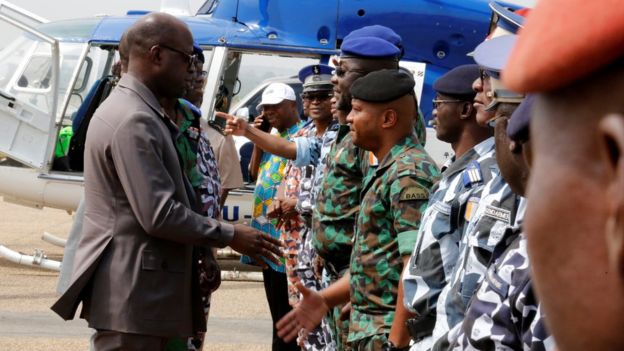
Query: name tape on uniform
xmin=400 ymin=186 xmax=429 ymax=201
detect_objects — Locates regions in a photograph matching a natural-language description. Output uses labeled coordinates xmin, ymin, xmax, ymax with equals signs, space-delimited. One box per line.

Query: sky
xmin=0 ymin=0 xmax=206 ymax=46
xmin=9 ymin=0 xmax=206 ymax=20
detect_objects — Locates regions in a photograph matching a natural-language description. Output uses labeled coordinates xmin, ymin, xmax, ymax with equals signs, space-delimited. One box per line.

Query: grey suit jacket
xmin=51 ymin=74 xmax=234 ymax=337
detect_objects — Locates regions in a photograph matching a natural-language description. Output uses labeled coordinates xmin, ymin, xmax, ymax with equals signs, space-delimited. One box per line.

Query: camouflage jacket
xmin=349 ymin=132 xmax=440 ymax=343
xmin=452 ymin=219 xmax=555 ymax=351
xmin=432 ymin=176 xmax=522 ymax=349
xmin=312 ymin=124 xmax=372 ymax=272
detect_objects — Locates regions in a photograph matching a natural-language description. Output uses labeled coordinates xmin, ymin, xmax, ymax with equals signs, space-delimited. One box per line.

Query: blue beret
xmin=341 ymin=25 xmax=402 ymax=59
xmin=298 ymin=64 xmax=333 ymax=91
xmin=473 ymin=35 xmax=516 ymax=79
xmin=433 ymin=64 xmax=480 ymax=98
xmin=193 ymin=43 xmax=205 ymax=63
xmin=507 ymin=94 xmax=535 ymax=141
xmin=489 ymin=2 xmax=526 ymax=35
xmin=351 ymin=69 xmax=415 ymax=103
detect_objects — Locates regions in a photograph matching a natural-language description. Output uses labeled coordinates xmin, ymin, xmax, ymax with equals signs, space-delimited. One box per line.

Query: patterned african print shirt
xmin=241 ymin=120 xmax=303 ymax=272
xmin=281 ymin=121 xmax=315 ymax=304
xmin=431 ymin=176 xmax=523 ymax=350
xmin=349 ymin=132 xmax=440 ymax=343
xmin=176 ymin=99 xmax=221 ymax=218
xmin=402 ymin=138 xmax=497 ymax=345
xmin=453 ymin=210 xmax=555 ymax=350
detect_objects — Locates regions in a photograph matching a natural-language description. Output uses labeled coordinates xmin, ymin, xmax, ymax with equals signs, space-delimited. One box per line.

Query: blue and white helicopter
xmin=0 ymin=0 xmax=531 ymax=267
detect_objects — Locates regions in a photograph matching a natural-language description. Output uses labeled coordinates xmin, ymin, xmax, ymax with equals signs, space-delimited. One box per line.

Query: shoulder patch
xmin=400 ymin=185 xmax=429 ymax=201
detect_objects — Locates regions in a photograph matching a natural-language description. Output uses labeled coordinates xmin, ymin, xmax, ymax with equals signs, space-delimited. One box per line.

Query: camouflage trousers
xmin=323 ymin=268 xmax=351 ymax=351
xmin=291 ymin=226 xmax=336 ymax=351
xmin=350 ymin=334 xmax=388 ymax=351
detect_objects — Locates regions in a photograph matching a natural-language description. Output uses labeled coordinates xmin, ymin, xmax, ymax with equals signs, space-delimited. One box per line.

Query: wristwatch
xmin=383 ymin=340 xmax=411 ymax=351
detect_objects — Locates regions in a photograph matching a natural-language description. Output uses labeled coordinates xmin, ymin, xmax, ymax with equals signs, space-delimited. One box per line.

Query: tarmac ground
xmin=0 ymin=200 xmax=272 ymax=350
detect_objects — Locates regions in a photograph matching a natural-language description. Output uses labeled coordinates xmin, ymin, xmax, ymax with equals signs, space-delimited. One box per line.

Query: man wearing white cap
xmin=242 ymin=82 xmax=303 ymax=351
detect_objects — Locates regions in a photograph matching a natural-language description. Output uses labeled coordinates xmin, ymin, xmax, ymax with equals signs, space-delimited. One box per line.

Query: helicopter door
xmin=0 ymin=3 xmax=59 ymax=170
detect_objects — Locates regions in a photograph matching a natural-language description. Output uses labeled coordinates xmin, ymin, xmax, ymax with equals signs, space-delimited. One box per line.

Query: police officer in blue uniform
xmin=401 ymin=64 xmax=496 ymax=351
xmin=428 ymin=8 xmax=530 ymax=348
xmin=453 ymin=95 xmax=555 ymax=351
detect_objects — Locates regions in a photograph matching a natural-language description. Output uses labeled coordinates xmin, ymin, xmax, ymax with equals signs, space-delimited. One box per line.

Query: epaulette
xmin=462 ymin=160 xmax=484 ymax=188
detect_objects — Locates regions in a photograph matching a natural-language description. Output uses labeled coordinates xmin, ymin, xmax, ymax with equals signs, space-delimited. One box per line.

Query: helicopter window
xmin=0 ymin=35 xmax=35 ymax=93
xmin=17 ymin=55 xmax=52 ymax=90
xmin=228 ymin=52 xmax=316 ymax=121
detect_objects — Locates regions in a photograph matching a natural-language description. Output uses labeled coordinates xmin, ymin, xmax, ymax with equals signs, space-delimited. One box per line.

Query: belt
xmin=406 ymin=313 xmax=436 ymax=343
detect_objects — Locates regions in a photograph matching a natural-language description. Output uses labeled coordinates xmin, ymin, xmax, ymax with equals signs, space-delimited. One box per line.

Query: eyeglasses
xmin=432 ymin=99 xmax=463 ymax=109
xmin=157 ymin=44 xmax=197 ymax=70
xmin=301 ymin=92 xmax=333 ymax=102
xmin=479 ymin=68 xmax=491 ymax=84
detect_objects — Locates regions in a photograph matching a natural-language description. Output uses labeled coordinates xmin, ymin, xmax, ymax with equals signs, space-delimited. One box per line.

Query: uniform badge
xmin=400 ymin=185 xmax=428 ymax=201
xmin=464 ymin=196 xmax=480 ymax=222
xmin=462 ymin=161 xmax=483 ymax=188
xmin=368 ymin=151 xmax=378 ymax=167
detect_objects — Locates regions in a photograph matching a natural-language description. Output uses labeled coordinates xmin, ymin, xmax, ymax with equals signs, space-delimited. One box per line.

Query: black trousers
xmin=263 ymin=268 xmax=300 ymax=351
xmin=93 ymin=330 xmax=168 ymax=351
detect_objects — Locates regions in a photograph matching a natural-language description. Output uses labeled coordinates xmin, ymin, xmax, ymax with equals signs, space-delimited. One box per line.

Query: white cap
xmin=258 ymin=83 xmax=296 ymax=108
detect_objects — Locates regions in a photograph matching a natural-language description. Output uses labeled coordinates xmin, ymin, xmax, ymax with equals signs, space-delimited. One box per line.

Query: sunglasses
xmin=301 ymin=92 xmax=333 ymax=102
xmin=156 ymin=44 xmax=197 ymax=70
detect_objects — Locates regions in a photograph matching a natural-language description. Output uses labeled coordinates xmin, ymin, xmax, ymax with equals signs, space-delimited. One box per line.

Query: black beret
xmin=507 ymin=94 xmax=535 ymax=141
xmin=433 ymin=64 xmax=480 ymax=98
xmin=351 ymin=69 xmax=415 ymax=103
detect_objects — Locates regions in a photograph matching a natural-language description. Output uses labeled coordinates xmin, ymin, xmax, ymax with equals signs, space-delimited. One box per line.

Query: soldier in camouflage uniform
xmin=453 ymin=95 xmax=555 ymax=350
xmin=314 ymin=27 xmax=427 ymax=351
xmin=401 ymin=66 xmax=499 ymax=351
xmin=277 ymin=69 xmax=439 ymax=351
xmin=226 ymin=26 xmax=425 ymax=351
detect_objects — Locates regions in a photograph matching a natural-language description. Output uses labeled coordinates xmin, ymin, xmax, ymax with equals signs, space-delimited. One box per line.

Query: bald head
xmin=524 ymin=61 xmax=624 ymax=351
xmin=123 ymin=12 xmax=195 ymax=101
xmin=118 ymin=31 xmax=129 ymax=74
xmin=126 ymin=13 xmax=192 ymax=59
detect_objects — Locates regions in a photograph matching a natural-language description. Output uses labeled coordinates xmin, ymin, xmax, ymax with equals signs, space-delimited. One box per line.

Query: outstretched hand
xmin=219 ymin=111 xmax=247 ymax=136
xmin=276 ymin=281 xmax=329 ymax=342
xmin=229 ymin=224 xmax=284 ymax=268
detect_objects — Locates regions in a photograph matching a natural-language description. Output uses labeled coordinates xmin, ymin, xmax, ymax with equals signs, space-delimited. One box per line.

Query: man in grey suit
xmin=51 ymin=13 xmax=283 ymax=350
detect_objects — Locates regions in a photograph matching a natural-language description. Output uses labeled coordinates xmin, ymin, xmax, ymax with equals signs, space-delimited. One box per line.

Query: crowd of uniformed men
xmin=50 ymin=0 xmax=624 ymax=350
